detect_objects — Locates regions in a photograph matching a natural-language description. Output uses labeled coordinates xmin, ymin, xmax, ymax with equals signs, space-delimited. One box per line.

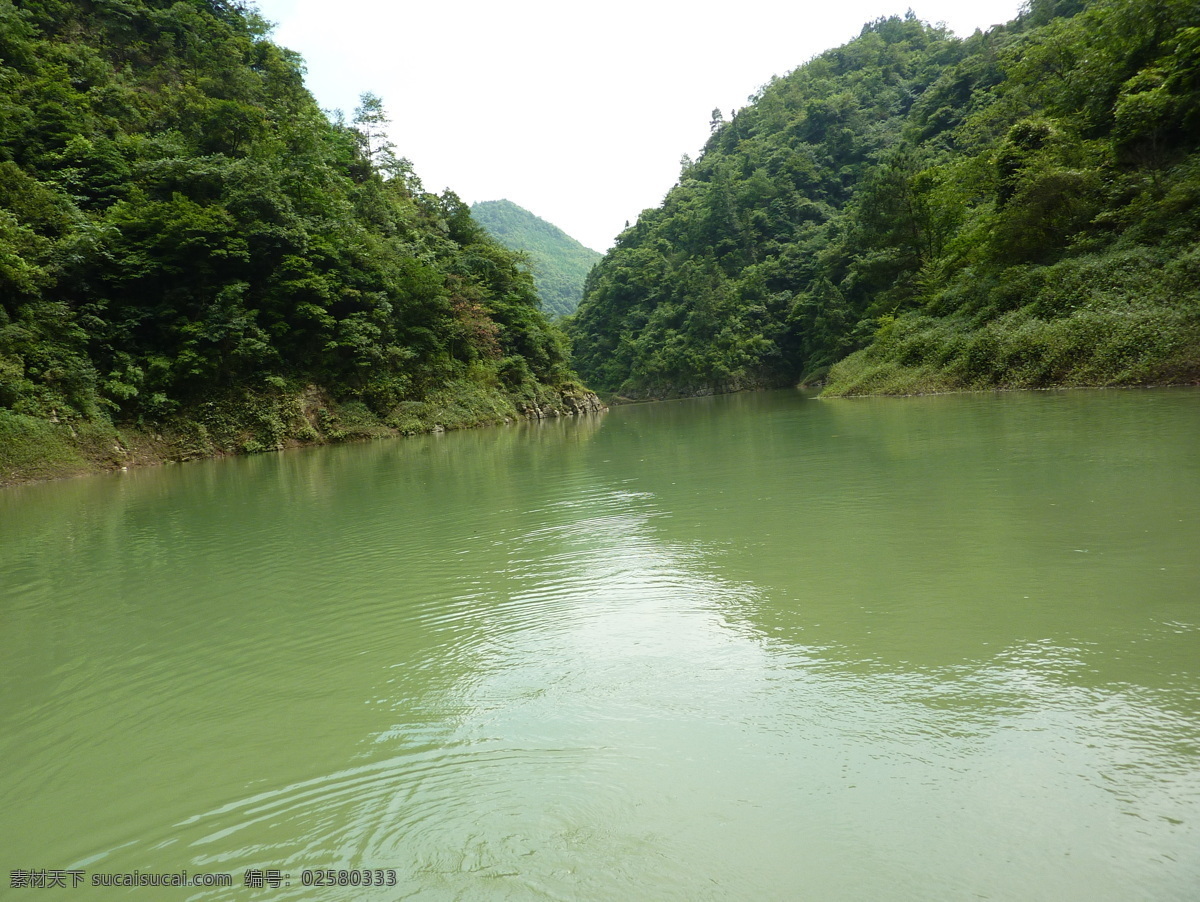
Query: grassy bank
xmin=823 ymin=247 xmax=1200 ymax=396
xmin=0 ymin=379 xmax=603 ymax=488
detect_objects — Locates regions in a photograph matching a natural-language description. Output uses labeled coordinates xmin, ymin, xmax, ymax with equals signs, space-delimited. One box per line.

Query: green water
xmin=2 ymin=389 xmax=1198 ymax=900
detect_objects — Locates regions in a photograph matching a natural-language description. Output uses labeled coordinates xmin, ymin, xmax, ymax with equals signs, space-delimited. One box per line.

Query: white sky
xmin=251 ymin=0 xmax=1025 ymax=252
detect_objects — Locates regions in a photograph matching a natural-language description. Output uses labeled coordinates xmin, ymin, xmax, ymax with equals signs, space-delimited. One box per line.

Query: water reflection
xmin=1 ymin=390 xmax=1198 ymax=900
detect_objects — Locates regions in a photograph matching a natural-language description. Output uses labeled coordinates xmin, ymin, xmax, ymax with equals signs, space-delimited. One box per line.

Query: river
xmin=2 ymin=388 xmax=1198 ymax=899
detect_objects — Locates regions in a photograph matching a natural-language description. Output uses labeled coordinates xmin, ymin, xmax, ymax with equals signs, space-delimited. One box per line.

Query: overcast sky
xmin=251 ymin=0 xmax=1025 ymax=252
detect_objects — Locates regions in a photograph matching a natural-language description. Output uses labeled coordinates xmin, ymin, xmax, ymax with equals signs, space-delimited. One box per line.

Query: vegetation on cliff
xmin=0 ymin=0 xmax=590 ymax=483
xmin=567 ymin=0 xmax=1200 ymax=397
xmin=470 ymin=200 xmax=601 ymax=318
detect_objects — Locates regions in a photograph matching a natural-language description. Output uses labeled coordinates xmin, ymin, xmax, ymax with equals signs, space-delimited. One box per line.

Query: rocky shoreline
xmin=1 ymin=385 xmax=607 ymax=489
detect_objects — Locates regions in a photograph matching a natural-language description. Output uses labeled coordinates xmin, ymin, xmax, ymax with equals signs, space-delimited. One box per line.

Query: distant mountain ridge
xmin=470 ymin=200 xmax=601 ymax=318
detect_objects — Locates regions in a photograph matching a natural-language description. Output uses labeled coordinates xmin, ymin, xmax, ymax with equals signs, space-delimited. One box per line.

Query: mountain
xmin=567 ymin=0 xmax=1200 ymax=397
xmin=470 ymin=200 xmax=602 ymax=318
xmin=0 ymin=0 xmax=594 ymax=483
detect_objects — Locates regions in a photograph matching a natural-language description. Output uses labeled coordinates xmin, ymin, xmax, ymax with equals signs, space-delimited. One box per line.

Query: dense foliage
xmin=0 ymin=0 xmax=582 ymax=478
xmin=568 ymin=1 xmax=1200 ymax=396
xmin=470 ymin=199 xmax=601 ymax=318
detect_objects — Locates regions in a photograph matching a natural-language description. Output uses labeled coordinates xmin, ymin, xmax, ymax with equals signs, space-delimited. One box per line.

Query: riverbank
xmin=600 ymin=369 xmax=1199 ymax=406
xmin=0 ymin=381 xmax=605 ymax=488
xmin=818 ymin=290 xmax=1200 ymax=397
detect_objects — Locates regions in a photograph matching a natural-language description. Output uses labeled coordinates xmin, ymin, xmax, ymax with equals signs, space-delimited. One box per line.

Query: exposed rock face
xmin=3 ymin=384 xmax=609 ymax=487
xmin=516 ymin=389 xmax=607 ymax=420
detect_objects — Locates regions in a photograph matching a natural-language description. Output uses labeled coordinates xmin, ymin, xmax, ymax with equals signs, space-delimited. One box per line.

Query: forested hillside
xmin=470 ymin=200 xmax=601 ymax=318
xmin=0 ymin=0 xmax=593 ymax=483
xmin=567 ymin=0 xmax=1200 ymax=397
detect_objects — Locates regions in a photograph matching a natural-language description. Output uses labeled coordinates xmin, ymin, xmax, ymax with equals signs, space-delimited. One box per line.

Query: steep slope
xmin=0 ymin=0 xmax=595 ymax=483
xmin=567 ymin=1 xmax=1200 ymax=397
xmin=470 ymin=200 xmax=601 ymax=318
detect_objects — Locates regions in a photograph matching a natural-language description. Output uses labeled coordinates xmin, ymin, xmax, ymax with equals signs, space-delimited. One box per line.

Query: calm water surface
xmin=2 ymin=389 xmax=1198 ymax=900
